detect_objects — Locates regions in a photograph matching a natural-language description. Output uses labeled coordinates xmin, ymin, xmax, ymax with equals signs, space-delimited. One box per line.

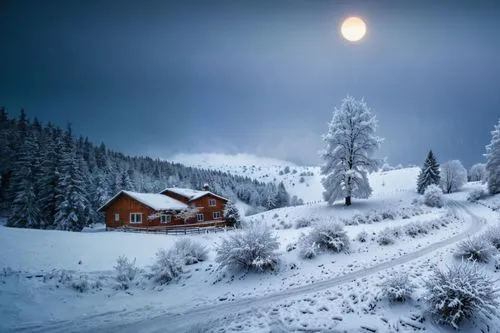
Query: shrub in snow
xmin=172 ymin=238 xmax=208 ymax=265
xmin=286 ymin=243 xmax=296 ymax=252
xmin=455 ymin=237 xmax=495 ymax=263
xmin=423 ymin=184 xmax=444 ymax=208
xmin=71 ymin=275 xmax=90 ymax=293
xmin=467 ymin=188 xmax=488 ymax=202
xmin=301 ymin=222 xmax=350 ymax=255
xmin=357 ymin=230 xmax=369 ymax=243
xmin=440 ymin=160 xmax=467 ymax=193
xmin=404 ymin=222 xmax=429 ymax=238
xmin=425 ymin=263 xmax=499 ymax=329
xmin=381 ymin=274 xmax=416 ymax=303
xmin=486 ymin=226 xmax=500 ymax=249
xmin=352 ymin=214 xmax=367 ymax=225
xmin=298 ymin=236 xmax=321 ymax=259
xmin=150 ymin=249 xmax=183 ymax=284
xmin=215 ymin=225 xmax=280 ymax=272
xmin=294 ymin=218 xmax=312 ymax=229
xmin=115 ymin=256 xmax=138 ymax=290
xmin=377 ymin=228 xmax=395 ymax=245
xmin=381 ymin=210 xmax=397 ymax=220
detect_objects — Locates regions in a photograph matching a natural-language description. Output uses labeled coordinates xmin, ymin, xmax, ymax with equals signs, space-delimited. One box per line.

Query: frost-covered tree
xmin=485 ymin=118 xmax=500 ymax=195
xmin=223 ymin=200 xmax=241 ymax=227
xmin=54 ymin=143 xmax=90 ymax=231
xmin=417 ymin=150 xmax=440 ymax=194
xmin=320 ymin=96 xmax=383 ymax=206
xmin=468 ymin=163 xmax=487 ymax=182
xmin=440 ymin=160 xmax=467 ymax=193
xmin=8 ymin=135 xmax=41 ymax=228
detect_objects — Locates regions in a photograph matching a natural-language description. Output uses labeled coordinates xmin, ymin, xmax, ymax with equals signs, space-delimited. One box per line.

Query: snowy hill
xmin=169 ymin=153 xmax=419 ymax=205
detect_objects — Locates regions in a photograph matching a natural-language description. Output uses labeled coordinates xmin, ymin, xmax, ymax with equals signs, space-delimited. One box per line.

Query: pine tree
xmin=54 ymin=142 xmax=90 ymax=231
xmin=485 ymin=118 xmax=500 ymax=195
xmin=320 ymin=96 xmax=383 ymax=206
xmin=223 ymin=200 xmax=241 ymax=227
xmin=7 ymin=135 xmax=41 ymax=228
xmin=36 ymin=136 xmax=63 ymax=227
xmin=417 ymin=150 xmax=441 ymax=194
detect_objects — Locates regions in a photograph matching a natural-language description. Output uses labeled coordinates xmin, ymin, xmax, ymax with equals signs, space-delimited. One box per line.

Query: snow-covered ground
xmin=2 ymin=166 xmax=500 ymax=333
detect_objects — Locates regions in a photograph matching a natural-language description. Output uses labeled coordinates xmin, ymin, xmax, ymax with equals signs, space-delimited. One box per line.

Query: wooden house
xmin=98 ymin=188 xmax=228 ymax=229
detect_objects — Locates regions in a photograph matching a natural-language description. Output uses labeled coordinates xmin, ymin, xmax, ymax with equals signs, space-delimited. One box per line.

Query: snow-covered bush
xmin=404 ymin=222 xmax=428 ymax=238
xmin=215 ymin=225 xmax=280 ymax=272
xmin=150 ymin=249 xmax=183 ymax=284
xmin=467 ymin=188 xmax=488 ymax=202
xmin=114 ymin=255 xmax=138 ymax=290
xmin=300 ymin=222 xmax=350 ymax=256
xmin=425 ymin=263 xmax=499 ymax=329
xmin=352 ymin=214 xmax=367 ymax=225
xmin=381 ymin=274 xmax=415 ymax=303
xmin=381 ymin=210 xmax=397 ymax=220
xmin=485 ymin=226 xmax=500 ymax=249
xmin=294 ymin=218 xmax=312 ymax=229
xmin=423 ymin=184 xmax=444 ymax=208
xmin=298 ymin=236 xmax=321 ymax=259
xmin=455 ymin=237 xmax=495 ymax=263
xmin=440 ymin=160 xmax=467 ymax=193
xmin=377 ymin=228 xmax=395 ymax=245
xmin=71 ymin=275 xmax=90 ymax=293
xmin=172 ymin=238 xmax=208 ymax=265
xmin=357 ymin=230 xmax=369 ymax=243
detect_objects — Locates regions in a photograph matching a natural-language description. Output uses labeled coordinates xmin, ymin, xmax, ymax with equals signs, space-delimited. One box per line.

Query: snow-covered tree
xmin=7 ymin=135 xmax=41 ymax=228
xmin=485 ymin=118 xmax=500 ymax=195
xmin=320 ymin=96 xmax=383 ymax=206
xmin=54 ymin=143 xmax=90 ymax=231
xmin=440 ymin=160 xmax=467 ymax=193
xmin=417 ymin=150 xmax=440 ymax=194
xmin=468 ymin=163 xmax=487 ymax=182
xmin=223 ymin=200 xmax=241 ymax=227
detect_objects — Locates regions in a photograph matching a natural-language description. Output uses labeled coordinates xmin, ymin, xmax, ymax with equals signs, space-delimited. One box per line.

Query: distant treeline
xmin=0 ymin=108 xmax=289 ymax=231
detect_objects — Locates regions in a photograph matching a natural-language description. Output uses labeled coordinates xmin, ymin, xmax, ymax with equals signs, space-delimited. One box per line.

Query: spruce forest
xmin=0 ymin=108 xmax=290 ymax=231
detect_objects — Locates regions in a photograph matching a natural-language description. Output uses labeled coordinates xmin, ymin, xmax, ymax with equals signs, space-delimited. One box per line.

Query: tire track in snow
xmin=17 ymin=200 xmax=486 ymax=333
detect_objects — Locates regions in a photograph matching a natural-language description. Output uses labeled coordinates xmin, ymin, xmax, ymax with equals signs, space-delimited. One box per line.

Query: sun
xmin=341 ymin=16 xmax=367 ymax=42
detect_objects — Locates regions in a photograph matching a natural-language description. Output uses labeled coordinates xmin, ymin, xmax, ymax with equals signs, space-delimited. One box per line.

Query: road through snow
xmin=18 ymin=200 xmax=486 ymax=333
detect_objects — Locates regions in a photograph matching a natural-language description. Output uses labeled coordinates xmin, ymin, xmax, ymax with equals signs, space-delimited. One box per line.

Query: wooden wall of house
xmin=190 ymin=194 xmax=227 ymax=223
xmin=104 ymin=194 xmax=158 ymax=228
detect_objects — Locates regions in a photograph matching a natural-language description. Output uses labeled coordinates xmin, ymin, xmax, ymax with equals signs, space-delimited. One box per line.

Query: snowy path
xmin=16 ymin=200 xmax=485 ymax=333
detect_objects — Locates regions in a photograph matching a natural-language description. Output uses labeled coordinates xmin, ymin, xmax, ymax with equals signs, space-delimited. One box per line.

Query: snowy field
xmin=2 ymin=166 xmax=500 ymax=332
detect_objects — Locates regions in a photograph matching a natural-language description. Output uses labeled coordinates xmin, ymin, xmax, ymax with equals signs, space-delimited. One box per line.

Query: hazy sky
xmin=1 ymin=0 xmax=499 ymax=167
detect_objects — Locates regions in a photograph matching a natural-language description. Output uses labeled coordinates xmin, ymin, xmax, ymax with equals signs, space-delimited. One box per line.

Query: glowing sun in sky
xmin=341 ymin=16 xmax=367 ymax=42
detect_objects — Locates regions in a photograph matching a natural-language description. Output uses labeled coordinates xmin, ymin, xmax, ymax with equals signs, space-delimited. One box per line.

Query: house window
xmin=213 ymin=211 xmax=221 ymax=219
xmin=130 ymin=213 xmax=142 ymax=224
xmin=208 ymin=199 xmax=216 ymax=207
xmin=114 ymin=213 xmax=120 ymax=222
xmin=197 ymin=213 xmax=204 ymax=222
xmin=160 ymin=215 xmax=171 ymax=224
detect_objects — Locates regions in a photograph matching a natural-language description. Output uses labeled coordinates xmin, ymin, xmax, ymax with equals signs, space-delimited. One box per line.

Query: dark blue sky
xmin=1 ymin=0 xmax=499 ymax=167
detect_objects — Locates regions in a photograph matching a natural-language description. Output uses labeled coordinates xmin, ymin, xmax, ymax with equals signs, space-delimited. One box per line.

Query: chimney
xmin=203 ymin=183 xmax=209 ymax=191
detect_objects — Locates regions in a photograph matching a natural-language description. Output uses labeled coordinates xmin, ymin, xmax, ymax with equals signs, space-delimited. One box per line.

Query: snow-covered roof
xmin=161 ymin=188 xmax=228 ymax=201
xmin=98 ymin=191 xmax=188 ymax=212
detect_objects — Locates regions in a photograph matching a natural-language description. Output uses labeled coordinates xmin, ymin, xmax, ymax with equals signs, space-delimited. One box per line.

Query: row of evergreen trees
xmin=0 ymin=108 xmax=290 ymax=231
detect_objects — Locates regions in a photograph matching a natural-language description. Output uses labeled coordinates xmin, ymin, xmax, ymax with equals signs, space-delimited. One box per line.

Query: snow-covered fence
xmin=107 ymin=225 xmax=232 ymax=235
